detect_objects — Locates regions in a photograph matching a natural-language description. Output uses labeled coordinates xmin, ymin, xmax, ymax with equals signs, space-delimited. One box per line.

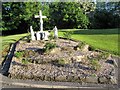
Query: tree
xmin=49 ymin=2 xmax=90 ymax=29
xmin=2 ymin=2 xmax=47 ymax=35
xmin=90 ymin=2 xmax=120 ymax=29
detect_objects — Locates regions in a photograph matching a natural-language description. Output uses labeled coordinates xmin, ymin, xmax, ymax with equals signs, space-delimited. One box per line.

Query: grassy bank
xmin=58 ymin=29 xmax=119 ymax=55
xmin=1 ymin=33 xmax=28 ymax=62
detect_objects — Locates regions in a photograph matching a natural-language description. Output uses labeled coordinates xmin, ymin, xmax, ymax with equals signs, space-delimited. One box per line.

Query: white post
xmin=53 ymin=26 xmax=58 ymax=39
xmin=30 ymin=26 xmax=36 ymax=40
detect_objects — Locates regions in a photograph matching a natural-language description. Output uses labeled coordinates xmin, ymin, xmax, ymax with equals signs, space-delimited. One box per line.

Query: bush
xmin=22 ymin=58 xmax=28 ymax=65
xmin=14 ymin=51 xmax=24 ymax=58
xmin=44 ymin=42 xmax=57 ymax=52
xmin=48 ymin=34 xmax=54 ymax=40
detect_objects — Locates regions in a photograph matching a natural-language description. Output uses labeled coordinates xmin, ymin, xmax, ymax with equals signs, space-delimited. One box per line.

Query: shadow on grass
xmin=60 ymin=29 xmax=119 ymax=35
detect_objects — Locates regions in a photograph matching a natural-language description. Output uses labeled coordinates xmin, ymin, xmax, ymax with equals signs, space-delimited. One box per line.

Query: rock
xmin=50 ymin=48 xmax=60 ymax=54
xmin=113 ymin=59 xmax=118 ymax=67
xmin=82 ymin=45 xmax=89 ymax=52
xmin=99 ymin=76 xmax=108 ymax=83
xmin=73 ymin=46 xmax=80 ymax=51
xmin=74 ymin=76 xmax=81 ymax=82
xmin=90 ymin=51 xmax=100 ymax=58
xmin=55 ymin=75 xmax=66 ymax=81
xmin=86 ymin=76 xmax=98 ymax=83
xmin=110 ymin=76 xmax=117 ymax=84
xmin=71 ymin=69 xmax=76 ymax=74
xmin=106 ymin=60 xmax=114 ymax=64
xmin=67 ymin=75 xmax=74 ymax=81
xmin=106 ymin=59 xmax=118 ymax=67
xmin=72 ymin=55 xmax=85 ymax=62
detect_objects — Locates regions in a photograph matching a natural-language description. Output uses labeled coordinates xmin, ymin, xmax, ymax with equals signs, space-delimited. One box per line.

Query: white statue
xmin=53 ymin=26 xmax=58 ymax=39
xmin=34 ymin=10 xmax=50 ymax=40
xmin=44 ymin=31 xmax=50 ymax=40
xmin=30 ymin=26 xmax=35 ymax=40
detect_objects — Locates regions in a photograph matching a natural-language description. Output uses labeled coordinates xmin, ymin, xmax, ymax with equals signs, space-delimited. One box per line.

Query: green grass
xmin=1 ymin=33 xmax=28 ymax=51
xmin=0 ymin=33 xmax=28 ymax=63
xmin=58 ymin=29 xmax=119 ymax=55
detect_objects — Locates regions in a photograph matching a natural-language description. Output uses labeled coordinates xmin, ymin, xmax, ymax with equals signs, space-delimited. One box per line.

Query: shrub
xmin=44 ymin=42 xmax=57 ymax=52
xmin=22 ymin=58 xmax=28 ymax=65
xmin=14 ymin=51 xmax=24 ymax=58
xmin=48 ymin=34 xmax=54 ymax=40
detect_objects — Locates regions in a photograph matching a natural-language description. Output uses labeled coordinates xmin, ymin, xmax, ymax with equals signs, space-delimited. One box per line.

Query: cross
xmin=35 ymin=10 xmax=47 ymax=32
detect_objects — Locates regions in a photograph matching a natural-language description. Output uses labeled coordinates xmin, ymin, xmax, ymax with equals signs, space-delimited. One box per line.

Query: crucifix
xmin=35 ymin=10 xmax=47 ymax=32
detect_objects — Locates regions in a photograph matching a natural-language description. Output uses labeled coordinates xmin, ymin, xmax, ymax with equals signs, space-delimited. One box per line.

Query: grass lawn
xmin=1 ymin=33 xmax=28 ymax=52
xmin=58 ymin=29 xmax=119 ymax=55
xmin=0 ymin=33 xmax=28 ymax=63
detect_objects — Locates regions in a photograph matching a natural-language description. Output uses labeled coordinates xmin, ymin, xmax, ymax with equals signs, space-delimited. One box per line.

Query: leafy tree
xmin=2 ymin=2 xmax=46 ymax=35
xmin=49 ymin=2 xmax=90 ymax=29
xmin=89 ymin=2 xmax=120 ymax=29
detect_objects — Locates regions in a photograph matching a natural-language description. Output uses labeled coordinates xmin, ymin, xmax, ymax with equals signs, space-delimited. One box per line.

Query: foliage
xmin=48 ymin=34 xmax=54 ymax=40
xmin=22 ymin=58 xmax=28 ymax=65
xmin=2 ymin=2 xmax=49 ymax=35
xmin=2 ymin=2 xmax=120 ymax=35
xmin=49 ymin=2 xmax=90 ymax=29
xmin=14 ymin=51 xmax=24 ymax=58
xmin=43 ymin=42 xmax=57 ymax=52
xmin=93 ymin=9 xmax=120 ymax=28
xmin=89 ymin=2 xmax=120 ymax=29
